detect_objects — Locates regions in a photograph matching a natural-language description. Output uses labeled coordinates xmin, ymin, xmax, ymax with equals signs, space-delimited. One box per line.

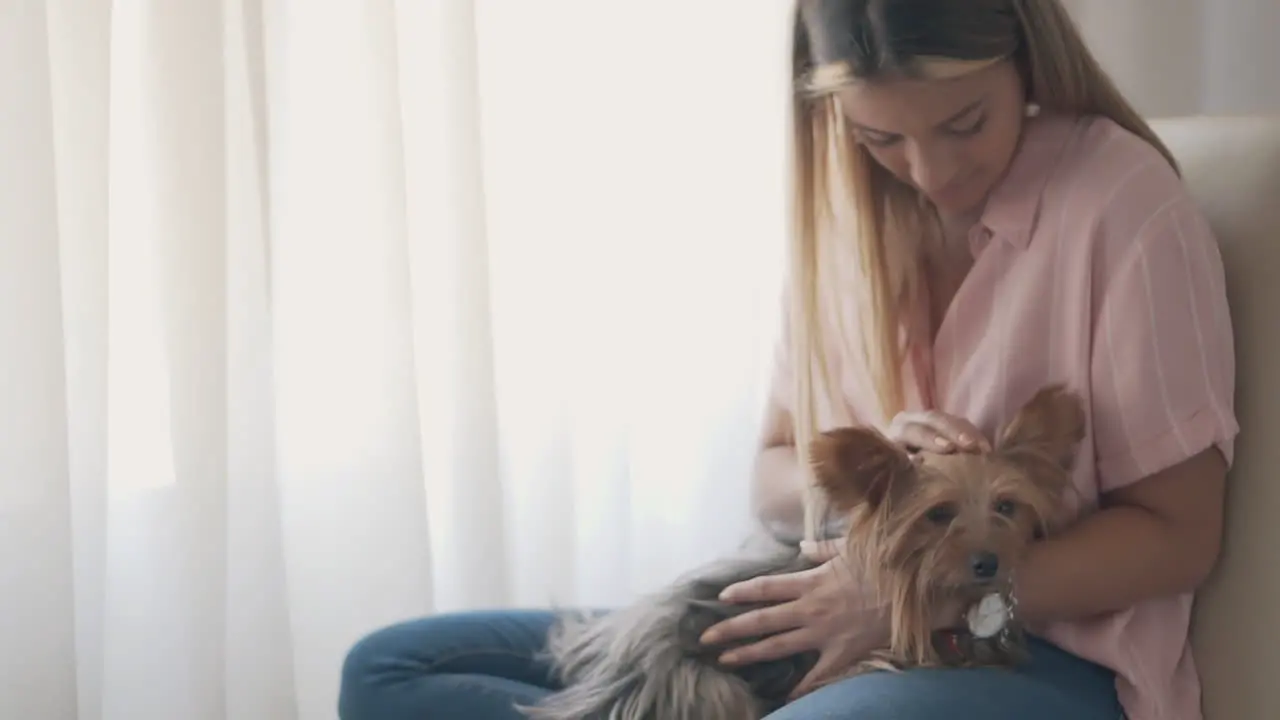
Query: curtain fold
xmin=1 ymin=1 xmax=1274 ymax=718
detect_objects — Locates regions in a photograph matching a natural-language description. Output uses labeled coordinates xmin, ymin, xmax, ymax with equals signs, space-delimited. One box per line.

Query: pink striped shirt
xmin=774 ymin=113 xmax=1238 ymax=720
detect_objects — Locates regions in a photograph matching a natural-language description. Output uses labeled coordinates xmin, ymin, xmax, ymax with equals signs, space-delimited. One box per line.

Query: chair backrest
xmin=1149 ymin=115 xmax=1280 ymax=720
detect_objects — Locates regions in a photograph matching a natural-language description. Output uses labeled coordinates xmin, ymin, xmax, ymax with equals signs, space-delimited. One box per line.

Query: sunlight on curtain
xmin=395 ymin=0 xmax=511 ymax=612
xmin=262 ymin=3 xmax=435 ymax=715
xmin=0 ymin=3 xmax=77 ymax=719
xmin=9 ymin=1 xmax=794 ymax=717
xmin=473 ymin=0 xmax=794 ymax=608
xmin=106 ymin=0 xmax=178 ymax=494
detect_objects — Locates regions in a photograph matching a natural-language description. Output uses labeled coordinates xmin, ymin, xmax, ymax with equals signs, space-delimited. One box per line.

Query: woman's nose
xmin=907 ymin=142 xmax=961 ymax=196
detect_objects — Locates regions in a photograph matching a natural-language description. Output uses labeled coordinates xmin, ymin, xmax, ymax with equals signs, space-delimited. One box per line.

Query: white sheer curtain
xmin=4 ymin=1 xmax=790 ymax=718
xmin=2 ymin=2 xmax=1275 ymax=720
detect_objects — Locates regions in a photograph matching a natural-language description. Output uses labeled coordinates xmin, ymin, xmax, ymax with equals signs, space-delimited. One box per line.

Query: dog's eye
xmin=925 ymin=504 xmax=957 ymax=524
xmin=993 ymin=499 xmax=1017 ymax=517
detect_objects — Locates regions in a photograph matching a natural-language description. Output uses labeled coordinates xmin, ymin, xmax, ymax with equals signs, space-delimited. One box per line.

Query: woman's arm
xmin=750 ymin=397 xmax=809 ymax=529
xmin=753 ymin=445 xmax=808 ymax=529
xmin=1014 ymin=446 xmax=1227 ymax=625
xmin=1013 ymin=169 xmax=1236 ymax=626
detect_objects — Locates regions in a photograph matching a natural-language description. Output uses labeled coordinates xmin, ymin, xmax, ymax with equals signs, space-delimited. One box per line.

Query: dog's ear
xmin=995 ymin=386 xmax=1086 ymax=533
xmin=808 ymin=426 xmax=914 ymax=512
xmin=995 ymin=385 xmax=1087 ymax=470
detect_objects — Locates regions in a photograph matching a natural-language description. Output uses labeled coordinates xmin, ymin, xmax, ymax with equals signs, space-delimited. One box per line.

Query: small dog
xmin=519 ymin=385 xmax=1085 ymax=720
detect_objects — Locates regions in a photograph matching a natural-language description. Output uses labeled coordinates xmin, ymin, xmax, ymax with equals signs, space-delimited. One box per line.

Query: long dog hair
xmin=519 ymin=386 xmax=1085 ymax=720
xmin=518 ymin=533 xmax=824 ymax=720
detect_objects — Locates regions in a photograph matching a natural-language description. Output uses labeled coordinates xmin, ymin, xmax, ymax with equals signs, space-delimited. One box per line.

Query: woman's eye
xmin=948 ymin=115 xmax=987 ymax=137
xmin=857 ymin=130 xmax=901 ymax=148
xmin=993 ymin=499 xmax=1016 ymax=517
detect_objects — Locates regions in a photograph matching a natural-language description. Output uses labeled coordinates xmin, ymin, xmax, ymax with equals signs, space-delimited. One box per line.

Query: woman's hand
xmin=698 ymin=541 xmax=888 ymax=699
xmin=887 ymin=409 xmax=991 ymax=454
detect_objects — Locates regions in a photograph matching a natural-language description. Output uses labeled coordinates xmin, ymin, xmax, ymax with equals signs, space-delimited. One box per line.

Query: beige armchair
xmin=1151 ymin=116 xmax=1280 ymax=720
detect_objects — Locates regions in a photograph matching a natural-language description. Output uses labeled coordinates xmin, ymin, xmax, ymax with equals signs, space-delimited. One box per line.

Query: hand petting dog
xmin=887 ymin=409 xmax=993 ymax=454
xmin=528 ymin=387 xmax=1084 ymax=720
xmin=699 ymin=540 xmax=886 ymax=700
xmin=702 ymin=409 xmax=988 ymax=699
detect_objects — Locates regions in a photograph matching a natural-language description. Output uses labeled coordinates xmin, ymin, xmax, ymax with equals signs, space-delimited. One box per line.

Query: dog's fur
xmin=519 ymin=385 xmax=1086 ymax=720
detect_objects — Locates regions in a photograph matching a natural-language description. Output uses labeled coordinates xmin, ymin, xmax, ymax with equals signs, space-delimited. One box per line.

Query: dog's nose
xmin=970 ymin=551 xmax=999 ymax=580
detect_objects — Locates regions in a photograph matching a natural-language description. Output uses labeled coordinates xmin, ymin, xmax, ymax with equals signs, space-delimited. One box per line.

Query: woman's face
xmin=835 ymin=60 xmax=1027 ymax=219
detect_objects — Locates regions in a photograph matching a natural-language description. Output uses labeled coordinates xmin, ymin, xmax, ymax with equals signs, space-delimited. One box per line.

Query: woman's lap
xmin=338 ymin=609 xmax=564 ymax=719
xmin=338 ymin=609 xmax=1121 ymax=720
xmin=767 ymin=636 xmax=1122 ymax=719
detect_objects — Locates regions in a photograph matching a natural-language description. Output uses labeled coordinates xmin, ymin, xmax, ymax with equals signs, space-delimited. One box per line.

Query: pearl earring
xmin=1024 ymin=102 xmax=1042 ymax=118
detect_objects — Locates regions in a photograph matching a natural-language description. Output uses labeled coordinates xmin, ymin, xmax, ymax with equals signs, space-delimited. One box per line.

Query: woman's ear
xmin=808 ymin=426 xmax=915 ymax=512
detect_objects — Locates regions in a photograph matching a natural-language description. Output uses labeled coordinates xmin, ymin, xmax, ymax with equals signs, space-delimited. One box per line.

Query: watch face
xmin=966 ymin=593 xmax=1009 ymax=639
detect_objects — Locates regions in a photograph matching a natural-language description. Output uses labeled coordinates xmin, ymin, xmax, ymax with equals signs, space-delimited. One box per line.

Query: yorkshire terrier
xmin=519 ymin=385 xmax=1086 ymax=720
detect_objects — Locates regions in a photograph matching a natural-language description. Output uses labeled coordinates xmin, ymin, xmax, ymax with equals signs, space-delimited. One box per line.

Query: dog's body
xmin=520 ymin=538 xmax=820 ymax=720
xmin=521 ymin=386 xmax=1086 ymax=720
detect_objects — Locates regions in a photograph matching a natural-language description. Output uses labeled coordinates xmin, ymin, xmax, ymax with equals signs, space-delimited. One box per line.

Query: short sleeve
xmin=1090 ymin=190 xmax=1239 ymax=492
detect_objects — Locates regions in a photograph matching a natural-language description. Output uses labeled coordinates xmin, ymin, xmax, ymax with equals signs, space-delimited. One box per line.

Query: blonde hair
xmin=787 ymin=0 xmax=1178 ymax=539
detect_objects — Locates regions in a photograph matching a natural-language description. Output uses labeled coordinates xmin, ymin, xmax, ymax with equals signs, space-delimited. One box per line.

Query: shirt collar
xmin=976 ymin=113 xmax=1080 ymax=251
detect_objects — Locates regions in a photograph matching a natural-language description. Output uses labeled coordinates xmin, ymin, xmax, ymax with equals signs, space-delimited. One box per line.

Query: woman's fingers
xmin=699 ymin=598 xmax=804 ymax=647
xmin=701 ymin=565 xmax=833 ymax=647
xmin=924 ymin=411 xmax=991 ymax=452
xmin=718 ymin=627 xmax=817 ymax=667
xmin=718 ymin=565 xmax=817 ymax=604
xmin=798 ymin=539 xmax=842 ymax=563
xmin=889 ymin=411 xmax=991 ymax=453
xmin=893 ymin=419 xmax=956 ymax=452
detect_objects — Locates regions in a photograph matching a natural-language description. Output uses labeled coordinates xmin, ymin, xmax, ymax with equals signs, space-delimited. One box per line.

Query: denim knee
xmin=338 ymin=626 xmax=397 ymax=716
xmin=337 ymin=611 xmax=566 ymax=719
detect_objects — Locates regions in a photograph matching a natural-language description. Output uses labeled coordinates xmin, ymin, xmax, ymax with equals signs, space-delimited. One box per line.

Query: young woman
xmin=338 ymin=2 xmax=1236 ymax=718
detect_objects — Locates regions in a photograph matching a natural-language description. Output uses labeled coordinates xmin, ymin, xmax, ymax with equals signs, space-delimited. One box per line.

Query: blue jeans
xmin=338 ymin=609 xmax=1123 ymax=719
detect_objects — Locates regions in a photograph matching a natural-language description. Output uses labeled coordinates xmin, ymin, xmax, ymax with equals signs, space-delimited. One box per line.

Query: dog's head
xmin=809 ymin=385 xmax=1085 ymax=602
